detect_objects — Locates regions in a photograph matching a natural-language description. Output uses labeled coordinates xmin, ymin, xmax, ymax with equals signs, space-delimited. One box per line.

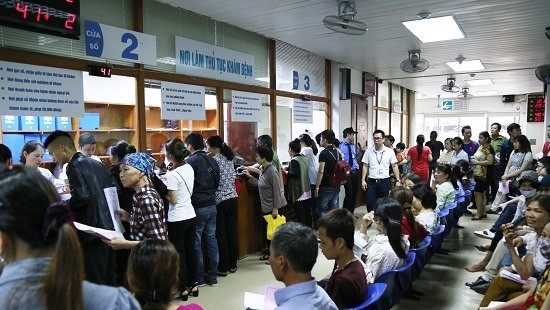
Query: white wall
xmin=413 ymin=95 xmax=546 ymax=154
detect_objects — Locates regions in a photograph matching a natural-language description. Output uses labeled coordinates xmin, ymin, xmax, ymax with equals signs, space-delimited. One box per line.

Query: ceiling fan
xmin=535 ymin=65 xmax=550 ymax=84
xmin=323 ymin=0 xmax=367 ymax=35
xmin=457 ymin=87 xmax=473 ymax=99
xmin=441 ymin=77 xmax=460 ymax=92
xmin=400 ymin=50 xmax=429 ymax=73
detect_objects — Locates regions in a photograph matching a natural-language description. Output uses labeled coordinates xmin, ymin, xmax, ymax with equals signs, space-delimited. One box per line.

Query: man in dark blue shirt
xmin=339 ymin=127 xmax=360 ymax=215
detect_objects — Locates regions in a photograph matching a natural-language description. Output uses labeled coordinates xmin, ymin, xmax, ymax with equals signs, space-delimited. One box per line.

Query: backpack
xmin=328 ymin=149 xmax=351 ymax=186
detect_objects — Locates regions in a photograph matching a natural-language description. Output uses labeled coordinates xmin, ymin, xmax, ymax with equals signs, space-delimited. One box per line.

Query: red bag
xmin=328 ymin=150 xmax=351 ymax=186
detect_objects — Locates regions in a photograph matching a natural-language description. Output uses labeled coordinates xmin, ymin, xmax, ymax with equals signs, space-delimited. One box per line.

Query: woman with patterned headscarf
xmin=104 ymin=153 xmax=168 ymax=250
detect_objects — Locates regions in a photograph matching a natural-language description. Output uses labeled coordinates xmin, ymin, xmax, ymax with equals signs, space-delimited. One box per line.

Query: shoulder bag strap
xmin=174 ymin=168 xmax=192 ymax=196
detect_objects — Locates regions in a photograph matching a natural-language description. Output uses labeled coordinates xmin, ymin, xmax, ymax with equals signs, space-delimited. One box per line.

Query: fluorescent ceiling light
xmin=466 ymin=79 xmax=493 ymax=86
xmin=402 ymin=15 xmax=465 ymax=43
xmin=446 ymin=59 xmax=485 ymax=72
xmin=475 ymin=90 xmax=499 ymax=96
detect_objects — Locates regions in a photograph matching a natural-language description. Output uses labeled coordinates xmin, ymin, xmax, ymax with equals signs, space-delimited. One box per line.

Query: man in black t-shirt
xmin=425 ymin=131 xmax=444 ymax=178
xmin=315 ymin=129 xmax=340 ymax=219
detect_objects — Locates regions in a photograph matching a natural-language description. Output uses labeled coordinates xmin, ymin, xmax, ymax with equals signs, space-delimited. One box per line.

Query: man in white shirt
xmin=361 ymin=130 xmax=401 ymax=212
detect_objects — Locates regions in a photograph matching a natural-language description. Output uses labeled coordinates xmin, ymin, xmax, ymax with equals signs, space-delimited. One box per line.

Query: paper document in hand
xmin=499 ymin=180 xmax=510 ymax=195
xmin=103 ymin=187 xmax=125 ymax=234
xmin=499 ymin=269 xmax=536 ymax=285
xmin=73 ymin=222 xmax=124 ymax=241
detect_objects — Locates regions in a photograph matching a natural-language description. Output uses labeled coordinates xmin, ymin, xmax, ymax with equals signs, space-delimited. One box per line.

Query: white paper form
xmin=103 ymin=187 xmax=125 ymax=233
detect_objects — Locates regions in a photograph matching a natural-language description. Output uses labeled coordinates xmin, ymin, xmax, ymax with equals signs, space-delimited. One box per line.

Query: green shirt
xmin=490 ymin=135 xmax=507 ymax=155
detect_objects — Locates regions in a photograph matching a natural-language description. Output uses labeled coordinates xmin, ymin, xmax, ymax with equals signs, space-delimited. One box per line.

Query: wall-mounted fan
xmin=441 ymin=77 xmax=460 ymax=92
xmin=535 ymin=65 xmax=550 ymax=84
xmin=400 ymin=50 xmax=429 ymax=73
xmin=457 ymin=87 xmax=473 ymax=99
xmin=323 ymin=0 xmax=367 ymax=35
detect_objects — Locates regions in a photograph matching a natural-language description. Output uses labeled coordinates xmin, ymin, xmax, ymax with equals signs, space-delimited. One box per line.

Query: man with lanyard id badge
xmin=361 ymin=130 xmax=401 ymax=212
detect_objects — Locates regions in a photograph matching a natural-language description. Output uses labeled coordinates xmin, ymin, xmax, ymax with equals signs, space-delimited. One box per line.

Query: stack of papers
xmin=73 ymin=222 xmax=124 ymax=241
xmin=499 ymin=269 xmax=537 ymax=285
xmin=243 ymin=285 xmax=280 ymax=310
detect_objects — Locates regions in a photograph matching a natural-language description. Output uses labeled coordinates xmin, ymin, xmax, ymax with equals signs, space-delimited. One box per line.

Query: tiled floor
xmin=176 ymin=205 xmax=495 ymax=309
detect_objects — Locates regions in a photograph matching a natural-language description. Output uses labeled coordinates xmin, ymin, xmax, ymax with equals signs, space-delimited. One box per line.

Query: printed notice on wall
xmin=293 ymin=99 xmax=313 ymax=124
xmin=161 ymin=81 xmax=205 ymax=120
xmin=0 ymin=61 xmax=84 ymax=117
xmin=231 ymin=91 xmax=262 ymax=122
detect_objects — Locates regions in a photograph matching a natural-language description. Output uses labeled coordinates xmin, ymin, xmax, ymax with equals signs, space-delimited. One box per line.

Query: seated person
xmin=431 ymin=164 xmax=458 ymax=211
xmin=389 ymin=186 xmax=428 ymax=248
xmin=126 ymin=239 xmax=203 ymax=310
xmin=318 ymin=209 xmax=367 ymax=308
xmin=355 ymin=197 xmax=410 ymax=284
xmin=410 ymin=182 xmax=440 ymax=234
xmin=401 ymin=172 xmax=423 ymax=189
xmin=268 ymin=222 xmax=337 ymax=310
xmin=476 ymin=195 xmax=550 ymax=307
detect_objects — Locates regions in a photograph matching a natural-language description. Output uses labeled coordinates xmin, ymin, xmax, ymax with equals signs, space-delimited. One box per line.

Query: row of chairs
xmin=345 ymin=185 xmax=474 ymax=310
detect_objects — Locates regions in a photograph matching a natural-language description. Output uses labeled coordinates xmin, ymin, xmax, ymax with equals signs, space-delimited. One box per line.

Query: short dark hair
xmin=396 ymin=142 xmax=406 ymax=150
xmin=385 ymin=135 xmax=395 ymax=143
xmin=257 ymin=135 xmax=273 ymax=149
xmin=0 ymin=143 xmax=13 ymax=164
xmin=491 ymin=123 xmax=502 ymax=131
xmin=461 ymin=125 xmax=471 ymax=134
xmin=288 ymin=139 xmax=301 ymax=154
xmin=184 ymin=133 xmax=204 ymax=151
xmin=256 ymin=146 xmax=274 ymax=162
xmin=317 ymin=208 xmax=354 ymax=250
xmin=271 ymin=222 xmax=318 ymax=273
xmin=507 ymin=123 xmax=521 ymax=134
xmin=78 ymin=132 xmax=96 ymax=147
xmin=320 ymin=130 xmax=335 ymax=145
xmin=20 ymin=140 xmax=44 ymax=164
xmin=43 ymin=130 xmax=74 ymax=149
xmin=110 ymin=141 xmax=136 ymax=160
xmin=373 ymin=129 xmax=385 ymax=137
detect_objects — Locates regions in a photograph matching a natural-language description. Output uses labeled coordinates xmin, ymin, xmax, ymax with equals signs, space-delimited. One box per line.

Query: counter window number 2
xmin=121 ymin=33 xmax=139 ymax=61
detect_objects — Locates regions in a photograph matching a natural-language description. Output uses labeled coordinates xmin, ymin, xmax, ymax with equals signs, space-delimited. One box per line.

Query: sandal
xmin=259 ymin=254 xmax=269 ymax=261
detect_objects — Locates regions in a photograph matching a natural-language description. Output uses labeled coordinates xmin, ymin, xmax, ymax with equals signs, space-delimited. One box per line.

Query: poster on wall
xmin=160 ymin=81 xmax=205 ymax=120
xmin=0 ymin=61 xmax=84 ymax=117
xmin=175 ymin=36 xmax=255 ymax=85
xmin=293 ymin=99 xmax=313 ymax=124
xmin=391 ymin=113 xmax=401 ymax=136
xmin=377 ymin=110 xmax=389 ymax=134
xmin=231 ymin=91 xmax=262 ymax=122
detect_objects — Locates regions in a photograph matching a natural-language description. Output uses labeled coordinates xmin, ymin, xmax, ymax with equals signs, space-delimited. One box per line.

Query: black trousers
xmin=309 ymin=184 xmax=319 ymax=228
xmin=168 ymin=217 xmax=198 ymax=290
xmin=216 ymin=198 xmax=238 ymax=272
xmin=343 ymin=171 xmax=360 ymax=214
xmin=82 ymin=237 xmax=115 ymax=285
xmin=293 ymin=199 xmax=313 ymax=228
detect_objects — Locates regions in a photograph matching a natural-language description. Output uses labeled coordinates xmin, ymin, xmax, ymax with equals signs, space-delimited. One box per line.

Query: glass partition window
xmin=144 ymin=80 xmax=218 ymax=165
xmin=377 ymin=81 xmax=389 ymax=109
xmin=275 ymin=97 xmax=327 ymax=163
xmin=222 ymin=89 xmax=270 ymax=164
xmin=275 ymin=41 xmax=326 ymax=97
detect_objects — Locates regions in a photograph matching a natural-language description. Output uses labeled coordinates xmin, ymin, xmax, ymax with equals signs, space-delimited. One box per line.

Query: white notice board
xmin=293 ymin=99 xmax=313 ymax=124
xmin=160 ymin=82 xmax=206 ymax=120
xmin=231 ymin=91 xmax=262 ymax=122
xmin=0 ymin=61 xmax=84 ymax=117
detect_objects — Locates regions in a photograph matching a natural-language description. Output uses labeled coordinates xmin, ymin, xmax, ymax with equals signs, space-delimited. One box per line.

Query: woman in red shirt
xmin=407 ymin=135 xmax=433 ymax=183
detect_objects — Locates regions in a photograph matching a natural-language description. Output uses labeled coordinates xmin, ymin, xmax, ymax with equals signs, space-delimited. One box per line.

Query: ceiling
xmin=158 ymin=0 xmax=550 ymax=98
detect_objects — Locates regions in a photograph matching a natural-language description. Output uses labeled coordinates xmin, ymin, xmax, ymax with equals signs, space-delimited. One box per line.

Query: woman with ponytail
xmin=407 ymin=134 xmax=433 ymax=183
xmin=355 ymin=197 xmax=410 ymax=283
xmin=164 ymin=138 xmax=199 ymax=301
xmin=299 ymin=133 xmax=320 ymax=226
xmin=206 ymin=135 xmax=239 ymax=275
xmin=0 ymin=167 xmax=139 ymax=309
xmin=390 ymin=186 xmax=428 ymax=248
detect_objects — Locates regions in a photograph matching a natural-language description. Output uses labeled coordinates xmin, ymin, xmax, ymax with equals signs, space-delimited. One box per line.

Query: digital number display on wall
xmin=527 ymin=96 xmax=545 ymax=122
xmin=0 ymin=0 xmax=80 ymax=39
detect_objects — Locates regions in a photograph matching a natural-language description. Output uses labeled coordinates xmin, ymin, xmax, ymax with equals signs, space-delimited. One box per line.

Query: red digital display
xmin=527 ymin=96 xmax=546 ymax=123
xmin=0 ymin=0 xmax=80 ymax=39
xmin=88 ymin=65 xmax=112 ymax=78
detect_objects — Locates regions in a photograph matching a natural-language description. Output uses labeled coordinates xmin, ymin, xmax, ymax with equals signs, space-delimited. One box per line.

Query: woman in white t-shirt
xmin=20 ymin=140 xmax=64 ymax=190
xmin=299 ymin=133 xmax=320 ymax=225
xmin=164 ymin=138 xmax=198 ymax=301
xmin=502 ymin=135 xmax=533 ymax=194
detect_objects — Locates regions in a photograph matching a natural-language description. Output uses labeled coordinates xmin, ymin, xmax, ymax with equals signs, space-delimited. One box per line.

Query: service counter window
xmin=222 ymin=89 xmax=270 ymax=164
xmin=144 ymin=80 xmax=218 ymax=164
xmin=275 ymin=97 xmax=327 ymax=163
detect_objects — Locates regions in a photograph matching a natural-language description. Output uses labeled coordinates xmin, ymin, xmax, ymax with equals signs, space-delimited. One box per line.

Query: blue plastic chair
xmin=395 ymin=252 xmax=417 ymax=296
xmin=409 ymin=236 xmax=431 ymax=282
xmin=373 ymin=269 xmax=398 ymax=310
xmin=427 ymin=224 xmax=445 ymax=260
xmin=343 ymin=283 xmax=387 ymax=310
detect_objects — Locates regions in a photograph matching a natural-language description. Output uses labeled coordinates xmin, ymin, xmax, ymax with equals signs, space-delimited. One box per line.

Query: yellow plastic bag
xmin=263 ymin=214 xmax=286 ymax=240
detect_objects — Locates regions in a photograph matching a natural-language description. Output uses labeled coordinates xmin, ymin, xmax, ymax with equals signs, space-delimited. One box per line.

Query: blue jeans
xmin=491 ymin=204 xmax=517 ymax=232
xmin=195 ymin=205 xmax=219 ymax=285
xmin=317 ymin=186 xmax=340 ymax=219
xmin=365 ymin=178 xmax=391 ymax=212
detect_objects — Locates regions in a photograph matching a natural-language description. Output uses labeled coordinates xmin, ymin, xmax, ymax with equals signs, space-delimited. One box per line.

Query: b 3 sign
xmin=85 ymin=21 xmax=157 ymax=66
xmin=292 ymin=71 xmax=315 ymax=93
